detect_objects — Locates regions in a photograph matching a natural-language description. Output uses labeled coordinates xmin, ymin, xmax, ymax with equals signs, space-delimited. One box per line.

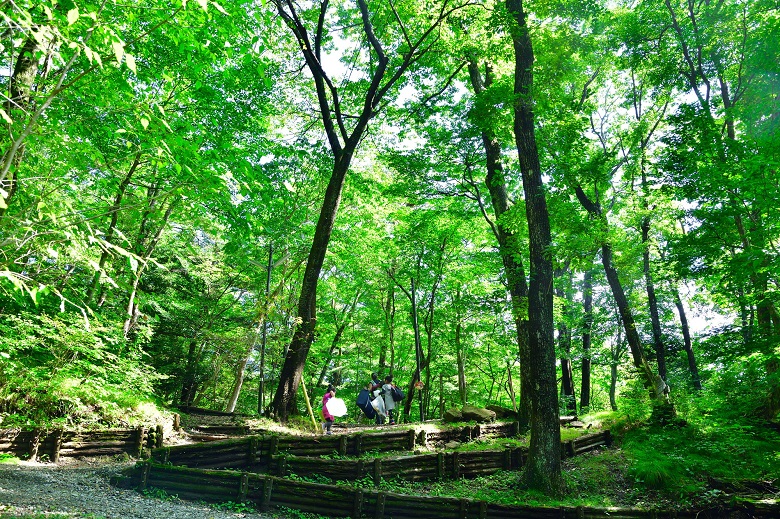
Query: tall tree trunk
xmin=270 ymin=157 xmax=350 ymax=420
xmin=507 ymin=0 xmax=562 ymax=493
xmin=225 ymin=330 xmax=258 ymax=413
xmin=466 ymin=59 xmax=531 ymax=428
xmin=642 ymin=216 xmax=667 ymax=381
xmin=380 ymin=276 xmax=395 ymax=370
xmin=556 ymin=268 xmax=576 ymax=413
xmin=258 ymin=245 xmax=273 ymax=415
xmin=580 ymin=269 xmax=594 ymax=410
xmin=674 ymin=289 xmax=702 ymax=390
xmin=269 ymin=0 xmax=457 ymax=420
xmin=574 ymin=185 xmax=667 ymax=402
xmin=0 ymin=37 xmax=42 ymax=216
xmin=455 ymin=291 xmax=467 ymax=406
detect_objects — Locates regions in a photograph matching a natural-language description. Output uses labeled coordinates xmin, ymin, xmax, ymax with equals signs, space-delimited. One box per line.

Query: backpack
xmin=391 ymin=385 xmax=405 ymax=402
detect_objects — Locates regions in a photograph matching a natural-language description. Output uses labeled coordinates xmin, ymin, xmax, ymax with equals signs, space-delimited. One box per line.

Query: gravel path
xmin=0 ymin=460 xmax=288 ymax=519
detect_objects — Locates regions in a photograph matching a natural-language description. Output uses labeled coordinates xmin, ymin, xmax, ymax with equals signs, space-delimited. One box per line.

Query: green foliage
xmin=213 ymin=500 xmax=256 ymax=513
xmin=0 ymin=453 xmax=19 ymax=464
xmin=0 ymin=311 xmax=164 ymax=426
xmin=275 ymin=506 xmax=330 ymax=519
xmin=141 ymin=486 xmax=178 ymax=501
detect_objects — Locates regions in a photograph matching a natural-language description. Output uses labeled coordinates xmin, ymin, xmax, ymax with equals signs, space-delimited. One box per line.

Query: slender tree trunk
xmin=574 ymin=185 xmax=667 ymax=402
xmin=466 ymin=59 xmax=531 ymax=428
xmin=455 ymin=300 xmax=466 ymax=406
xmin=556 ymin=268 xmax=576 ymax=413
xmin=258 ymin=245 xmax=273 ymax=415
xmin=85 ymin=152 xmax=143 ymax=305
xmin=642 ymin=217 xmax=667 ymax=381
xmin=609 ymin=362 xmax=618 ymax=411
xmin=507 ymin=0 xmax=562 ymax=493
xmin=673 ymin=289 xmax=702 ymax=390
xmin=580 ymin=269 xmax=593 ymax=410
xmin=0 ymin=37 xmax=41 ymax=215
xmin=225 ymin=331 xmax=257 ymax=413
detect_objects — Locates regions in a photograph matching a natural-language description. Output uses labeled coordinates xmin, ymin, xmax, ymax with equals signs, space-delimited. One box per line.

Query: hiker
xmin=382 ymin=375 xmax=397 ymax=425
xmin=322 ymin=384 xmax=336 ymax=435
xmin=370 ymin=373 xmax=385 ymax=424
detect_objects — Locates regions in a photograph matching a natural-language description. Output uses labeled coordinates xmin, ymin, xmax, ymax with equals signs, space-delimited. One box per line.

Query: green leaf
xmin=212 ymin=1 xmax=228 ymax=15
xmin=67 ymin=7 xmax=79 ymax=25
xmin=197 ymin=0 xmax=208 ymax=11
xmin=140 ymin=118 xmax=149 ymax=129
xmin=112 ymin=41 xmax=124 ymax=63
xmin=125 ymin=53 xmax=137 ymax=73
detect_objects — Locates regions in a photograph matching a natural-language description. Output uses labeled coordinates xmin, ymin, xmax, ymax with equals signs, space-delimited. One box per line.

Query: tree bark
xmin=466 ymin=58 xmax=531 ymax=428
xmin=642 ymin=216 xmax=667 ymax=381
xmin=673 ymin=289 xmax=702 ymax=390
xmin=574 ymin=185 xmax=667 ymax=402
xmin=556 ymin=268 xmax=576 ymax=413
xmin=0 ymin=37 xmax=42 ymax=216
xmin=580 ymin=269 xmax=594 ymax=410
xmin=507 ymin=0 xmax=562 ymax=493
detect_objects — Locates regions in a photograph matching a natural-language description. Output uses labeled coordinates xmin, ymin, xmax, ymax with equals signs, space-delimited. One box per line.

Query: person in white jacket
xmin=382 ymin=375 xmax=397 ymax=425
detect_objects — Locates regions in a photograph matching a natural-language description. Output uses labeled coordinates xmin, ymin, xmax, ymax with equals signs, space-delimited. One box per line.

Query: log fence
xmin=151 ymin=423 xmax=527 ymax=469
xmin=120 ymin=461 xmax=779 ymax=519
xmin=0 ymin=425 xmax=162 ymax=461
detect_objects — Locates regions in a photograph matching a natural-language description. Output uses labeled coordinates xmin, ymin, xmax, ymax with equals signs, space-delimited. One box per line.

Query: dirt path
xmin=0 ymin=460 xmax=287 ymax=519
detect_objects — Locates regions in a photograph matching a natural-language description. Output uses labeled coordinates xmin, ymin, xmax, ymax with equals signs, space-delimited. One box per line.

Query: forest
xmin=0 ymin=0 xmax=778 ymax=502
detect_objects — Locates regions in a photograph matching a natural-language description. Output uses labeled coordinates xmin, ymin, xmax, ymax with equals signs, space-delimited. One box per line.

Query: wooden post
xmin=355 ymin=433 xmax=363 ymax=456
xmin=374 ymin=491 xmax=386 ymax=519
xmin=155 ymin=424 xmax=164 ymax=448
xmin=416 ymin=429 xmax=427 ymax=449
xmin=510 ymin=421 xmax=520 ymax=437
xmin=564 ymin=440 xmax=575 ymax=458
xmin=459 ymin=499 xmax=468 ymax=519
xmin=479 ymin=501 xmax=488 ymax=519
xmin=472 ymin=424 xmax=481 ymax=439
xmin=353 ymin=488 xmax=364 ymax=518
xmin=437 ymin=452 xmax=444 ymax=480
xmin=173 ymin=413 xmax=181 ymax=431
xmin=269 ymin=435 xmax=279 ymax=461
xmin=453 ymin=451 xmax=460 ymax=479
xmin=239 ymin=473 xmax=249 ymax=502
xmin=373 ymin=458 xmax=382 ymax=486
xmin=277 ymin=456 xmax=287 ymax=477
xmin=502 ymin=448 xmax=511 ymax=470
xmin=357 ymin=459 xmax=366 ymax=479
xmin=140 ymin=462 xmax=151 ymax=490
xmin=408 ymin=429 xmax=416 ymax=450
xmin=248 ymin=437 xmax=258 ymax=465
xmin=29 ymin=429 xmax=41 ymax=461
xmin=51 ymin=429 xmax=63 ymax=463
xmin=605 ymin=430 xmax=613 ymax=446
xmin=261 ymin=477 xmax=273 ymax=510
xmin=299 ymin=377 xmax=319 ymax=433
xmin=135 ymin=426 xmax=145 ymax=458
xmin=339 ymin=435 xmax=348 ymax=455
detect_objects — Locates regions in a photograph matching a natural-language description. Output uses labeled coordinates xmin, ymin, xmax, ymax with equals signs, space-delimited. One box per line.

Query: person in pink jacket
xmin=321 ymin=384 xmax=336 ymax=435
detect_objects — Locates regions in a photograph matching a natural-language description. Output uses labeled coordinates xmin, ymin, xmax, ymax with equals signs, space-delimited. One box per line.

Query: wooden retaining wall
xmin=125 ymin=461 xmax=779 ymax=519
xmin=258 ymin=432 xmax=609 ymax=484
xmin=0 ymin=425 xmax=163 ymax=461
xmin=151 ymin=423 xmax=525 ymax=469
